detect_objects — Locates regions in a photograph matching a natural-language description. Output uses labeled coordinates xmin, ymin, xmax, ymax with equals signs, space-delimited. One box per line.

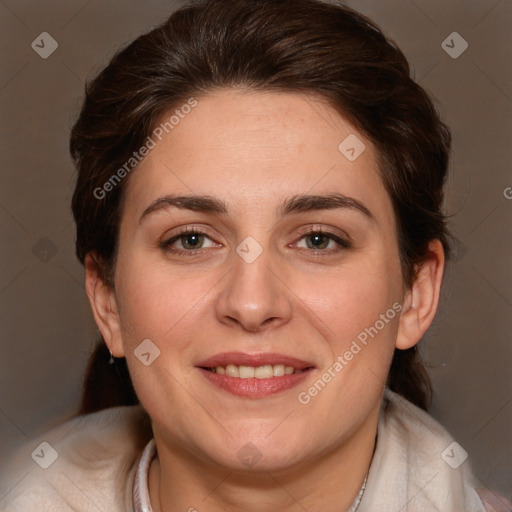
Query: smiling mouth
xmin=196 ymin=352 xmax=315 ymax=397
xmin=201 ymin=364 xmax=311 ymax=378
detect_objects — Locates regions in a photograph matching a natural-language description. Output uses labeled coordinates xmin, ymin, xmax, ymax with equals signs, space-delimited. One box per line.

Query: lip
xmin=196 ymin=351 xmax=315 ymax=370
xmin=196 ymin=352 xmax=315 ymax=398
xmin=198 ymin=367 xmax=314 ymax=398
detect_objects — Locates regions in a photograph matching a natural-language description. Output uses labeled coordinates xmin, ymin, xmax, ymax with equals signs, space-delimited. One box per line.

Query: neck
xmin=149 ymin=405 xmax=380 ymax=512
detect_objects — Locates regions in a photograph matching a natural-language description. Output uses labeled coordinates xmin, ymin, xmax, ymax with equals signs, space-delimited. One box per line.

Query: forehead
xmin=122 ymin=89 xmax=394 ymax=227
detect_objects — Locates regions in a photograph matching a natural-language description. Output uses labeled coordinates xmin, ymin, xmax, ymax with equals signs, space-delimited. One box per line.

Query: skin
xmin=86 ymin=89 xmax=444 ymax=512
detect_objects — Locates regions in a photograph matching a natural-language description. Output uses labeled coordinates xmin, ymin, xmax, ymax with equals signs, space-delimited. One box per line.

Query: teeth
xmin=273 ymin=364 xmax=285 ymax=377
xmin=255 ymin=365 xmax=273 ymax=379
xmin=239 ymin=365 xmax=255 ymax=378
xmin=211 ymin=364 xmax=304 ymax=378
xmin=225 ymin=364 xmax=239 ymax=377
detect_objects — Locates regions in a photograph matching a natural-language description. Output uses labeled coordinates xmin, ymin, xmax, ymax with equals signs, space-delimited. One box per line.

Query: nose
xmin=215 ymin=243 xmax=293 ymax=333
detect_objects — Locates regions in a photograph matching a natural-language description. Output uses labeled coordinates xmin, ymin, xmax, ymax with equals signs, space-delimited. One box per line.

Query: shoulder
xmin=384 ymin=391 xmax=512 ymax=511
xmin=382 ymin=388 xmax=458 ymax=454
xmin=0 ymin=406 xmax=152 ymax=512
xmin=360 ymin=389 xmax=493 ymax=512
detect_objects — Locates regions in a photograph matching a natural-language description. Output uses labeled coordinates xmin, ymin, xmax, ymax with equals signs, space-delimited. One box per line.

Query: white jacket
xmin=0 ymin=389 xmax=506 ymax=511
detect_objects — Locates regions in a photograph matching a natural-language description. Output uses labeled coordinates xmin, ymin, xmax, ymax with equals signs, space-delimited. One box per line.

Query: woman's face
xmin=107 ymin=89 xmax=408 ymax=470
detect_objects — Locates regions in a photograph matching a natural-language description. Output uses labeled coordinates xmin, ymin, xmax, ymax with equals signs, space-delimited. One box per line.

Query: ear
xmin=85 ymin=253 xmax=125 ymax=358
xmin=396 ymin=239 xmax=445 ymax=350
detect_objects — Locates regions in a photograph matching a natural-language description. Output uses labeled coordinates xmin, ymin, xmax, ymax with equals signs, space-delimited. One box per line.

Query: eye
xmin=160 ymin=228 xmax=219 ymax=254
xmin=159 ymin=226 xmax=351 ymax=257
xmin=294 ymin=229 xmax=351 ymax=252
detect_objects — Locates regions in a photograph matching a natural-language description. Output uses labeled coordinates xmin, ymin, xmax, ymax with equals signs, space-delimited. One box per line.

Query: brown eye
xmin=295 ymin=230 xmax=351 ymax=252
xmin=305 ymin=233 xmax=330 ymax=250
xmin=159 ymin=228 xmax=220 ymax=256
xmin=180 ymin=233 xmax=206 ymax=250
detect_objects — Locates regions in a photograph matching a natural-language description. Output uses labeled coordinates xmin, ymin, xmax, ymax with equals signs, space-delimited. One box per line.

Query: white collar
xmin=133 ymin=438 xmax=156 ymax=512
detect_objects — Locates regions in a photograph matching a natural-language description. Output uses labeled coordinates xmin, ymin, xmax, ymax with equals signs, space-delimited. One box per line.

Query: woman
xmin=1 ymin=0 xmax=507 ymax=510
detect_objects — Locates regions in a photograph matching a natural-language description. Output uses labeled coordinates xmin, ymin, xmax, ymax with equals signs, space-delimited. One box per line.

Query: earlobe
xmin=84 ymin=253 xmax=125 ymax=358
xmin=396 ymin=240 xmax=445 ymax=350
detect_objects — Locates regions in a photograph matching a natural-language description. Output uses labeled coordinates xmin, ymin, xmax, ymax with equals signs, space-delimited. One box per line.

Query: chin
xmin=199 ymin=428 xmax=312 ymax=472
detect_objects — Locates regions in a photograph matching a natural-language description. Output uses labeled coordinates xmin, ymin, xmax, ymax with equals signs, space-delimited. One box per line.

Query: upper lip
xmin=196 ymin=352 xmax=315 ymax=370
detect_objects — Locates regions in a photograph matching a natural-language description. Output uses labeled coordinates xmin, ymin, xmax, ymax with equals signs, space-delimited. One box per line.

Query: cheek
xmin=113 ymin=258 xmax=214 ymax=412
xmin=293 ymin=259 xmax=401 ymax=426
xmin=114 ymin=256 xmax=216 ymax=349
xmin=296 ymin=249 xmax=403 ymax=411
xmin=304 ymin=254 xmax=401 ymax=344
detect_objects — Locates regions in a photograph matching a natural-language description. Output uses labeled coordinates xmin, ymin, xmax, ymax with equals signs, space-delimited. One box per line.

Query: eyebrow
xmin=139 ymin=193 xmax=373 ymax=223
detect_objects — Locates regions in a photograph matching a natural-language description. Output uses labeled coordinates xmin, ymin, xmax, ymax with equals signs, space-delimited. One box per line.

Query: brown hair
xmin=71 ymin=0 xmax=451 ymax=414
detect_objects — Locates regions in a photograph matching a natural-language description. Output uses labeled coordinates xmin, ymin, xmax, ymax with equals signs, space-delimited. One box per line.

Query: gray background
xmin=0 ymin=0 xmax=510 ymax=499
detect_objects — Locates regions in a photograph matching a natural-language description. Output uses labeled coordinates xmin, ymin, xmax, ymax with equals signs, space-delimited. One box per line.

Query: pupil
xmin=309 ymin=233 xmax=327 ymax=249
xmin=184 ymin=233 xmax=202 ymax=249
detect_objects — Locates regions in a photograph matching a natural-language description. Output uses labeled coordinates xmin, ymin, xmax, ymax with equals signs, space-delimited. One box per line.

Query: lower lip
xmin=198 ymin=367 xmax=313 ymax=398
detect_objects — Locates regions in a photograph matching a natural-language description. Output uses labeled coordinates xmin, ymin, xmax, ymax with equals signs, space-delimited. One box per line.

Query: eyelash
xmin=159 ymin=226 xmax=351 ymax=257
